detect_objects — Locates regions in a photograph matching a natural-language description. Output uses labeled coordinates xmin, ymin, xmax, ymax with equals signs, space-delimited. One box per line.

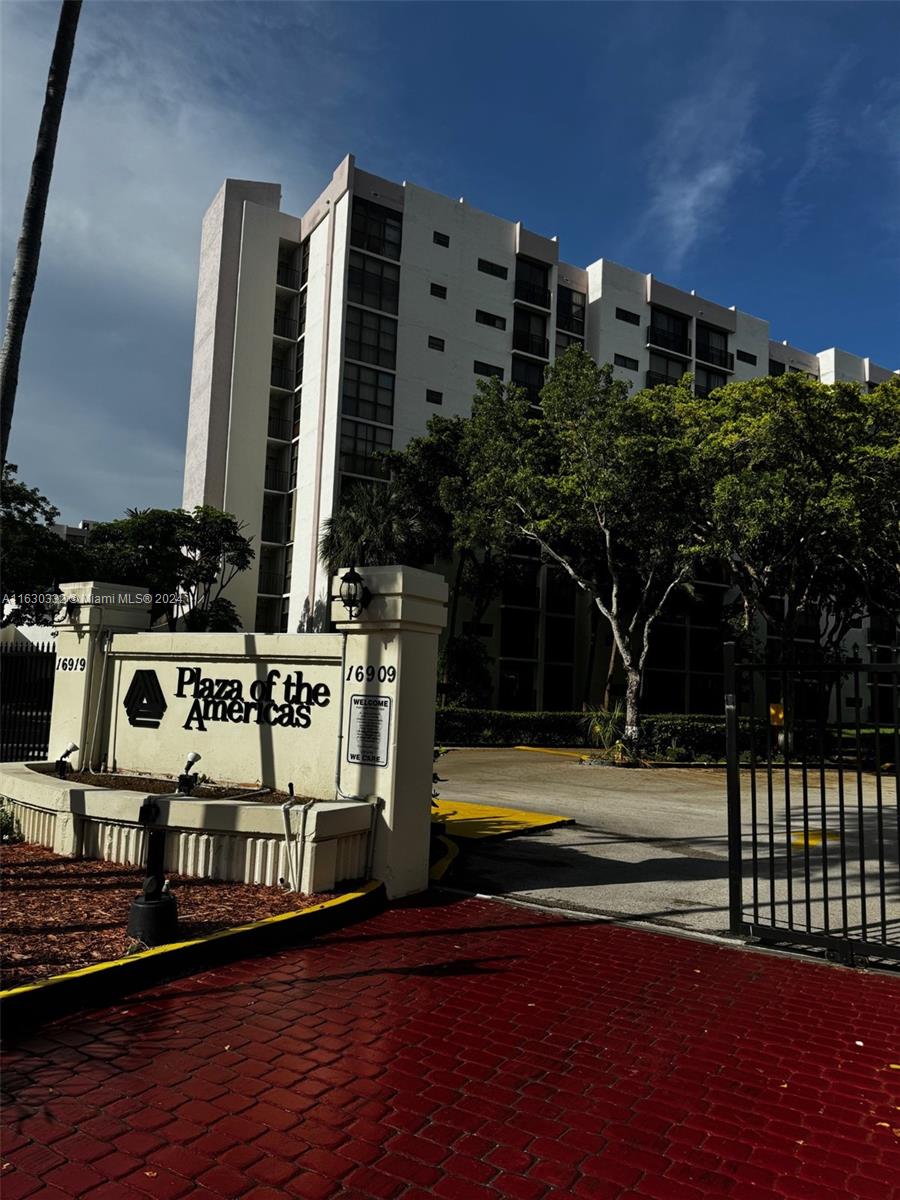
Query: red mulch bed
xmin=0 ymin=843 xmax=330 ymax=989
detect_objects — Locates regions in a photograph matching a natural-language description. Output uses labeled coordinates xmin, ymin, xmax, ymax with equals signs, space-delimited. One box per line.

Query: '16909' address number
xmin=345 ymin=665 xmax=396 ymax=683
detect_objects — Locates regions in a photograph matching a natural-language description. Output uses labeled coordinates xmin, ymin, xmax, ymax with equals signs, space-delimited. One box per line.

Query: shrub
xmin=0 ymin=800 xmax=23 ymax=844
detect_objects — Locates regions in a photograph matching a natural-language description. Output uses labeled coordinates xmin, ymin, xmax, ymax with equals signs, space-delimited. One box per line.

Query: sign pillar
xmin=48 ymin=582 xmax=152 ymax=771
xmin=331 ymin=565 xmax=448 ymax=899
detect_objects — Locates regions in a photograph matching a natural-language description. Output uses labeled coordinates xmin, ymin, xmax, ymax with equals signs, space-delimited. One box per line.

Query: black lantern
xmin=339 ymin=567 xmax=371 ymax=620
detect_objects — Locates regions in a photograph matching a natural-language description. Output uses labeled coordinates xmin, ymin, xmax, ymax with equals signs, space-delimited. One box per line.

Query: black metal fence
xmin=724 ymin=643 xmax=899 ymax=965
xmin=1 ymin=640 xmax=56 ymax=762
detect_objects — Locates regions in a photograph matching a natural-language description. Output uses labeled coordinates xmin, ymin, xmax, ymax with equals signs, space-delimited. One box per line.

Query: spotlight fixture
xmin=177 ymin=751 xmax=202 ymax=796
xmin=56 ymin=743 xmax=78 ymax=779
xmin=339 ymin=567 xmax=371 ymax=620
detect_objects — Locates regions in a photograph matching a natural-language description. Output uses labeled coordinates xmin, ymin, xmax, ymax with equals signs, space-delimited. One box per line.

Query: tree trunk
xmin=0 ymin=1 xmax=82 ymax=465
xmin=624 ymin=666 xmax=641 ymax=748
xmin=602 ymin=639 xmax=618 ymax=710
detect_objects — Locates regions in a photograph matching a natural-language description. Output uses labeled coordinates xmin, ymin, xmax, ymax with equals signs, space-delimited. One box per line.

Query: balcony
xmin=276 ymin=263 xmax=300 ymax=290
xmin=264 ymin=467 xmax=290 ymax=492
xmin=514 ymin=280 xmax=551 ymax=309
xmin=512 ymin=331 xmax=550 ymax=359
xmin=273 ymin=313 xmax=297 ymax=340
xmin=696 ymin=342 xmax=734 ymax=371
xmin=557 ymin=312 xmax=585 ymax=336
xmin=646 ymin=325 xmax=691 ymax=357
xmin=646 ymin=370 xmax=682 ymax=388
xmin=270 ymin=365 xmax=293 ymax=390
xmin=267 ymin=415 xmax=291 ymax=441
xmin=257 ymin=571 xmax=284 ymax=596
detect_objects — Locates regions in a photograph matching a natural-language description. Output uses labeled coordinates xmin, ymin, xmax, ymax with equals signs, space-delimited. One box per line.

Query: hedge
xmin=433 ymin=709 xmax=867 ymax=761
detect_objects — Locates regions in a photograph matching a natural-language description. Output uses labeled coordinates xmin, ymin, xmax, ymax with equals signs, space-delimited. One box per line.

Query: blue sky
xmin=2 ymin=0 xmax=898 ymax=523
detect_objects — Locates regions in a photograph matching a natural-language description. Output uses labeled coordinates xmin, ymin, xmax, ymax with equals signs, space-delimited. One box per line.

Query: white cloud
xmin=633 ymin=73 xmax=759 ymax=275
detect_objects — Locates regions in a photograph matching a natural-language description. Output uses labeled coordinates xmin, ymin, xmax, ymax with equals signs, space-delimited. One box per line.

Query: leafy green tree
xmin=0 ymin=462 xmax=86 ymax=625
xmin=699 ymin=373 xmax=900 ymax=660
xmin=462 ymin=346 xmax=707 ymax=740
xmin=85 ymin=506 xmax=254 ymax=631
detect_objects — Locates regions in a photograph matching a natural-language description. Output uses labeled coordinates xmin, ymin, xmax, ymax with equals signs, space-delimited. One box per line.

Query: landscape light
xmin=177 ymin=751 xmax=202 ymax=796
xmin=55 ymin=743 xmax=78 ymax=779
xmin=339 ymin=567 xmax=371 ymax=620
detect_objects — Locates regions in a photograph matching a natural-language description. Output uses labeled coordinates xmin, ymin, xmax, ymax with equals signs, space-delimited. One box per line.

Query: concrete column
xmin=331 ymin=565 xmax=448 ymax=899
xmin=48 ymin=582 xmax=151 ymax=771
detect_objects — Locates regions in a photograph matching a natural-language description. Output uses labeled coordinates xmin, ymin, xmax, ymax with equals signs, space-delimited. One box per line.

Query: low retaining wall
xmin=0 ymin=762 xmax=372 ymax=894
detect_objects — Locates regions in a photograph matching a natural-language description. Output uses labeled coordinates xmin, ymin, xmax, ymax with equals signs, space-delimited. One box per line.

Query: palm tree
xmin=319 ymin=480 xmax=427 ymax=573
xmin=1 ymin=1 xmax=82 ymax=464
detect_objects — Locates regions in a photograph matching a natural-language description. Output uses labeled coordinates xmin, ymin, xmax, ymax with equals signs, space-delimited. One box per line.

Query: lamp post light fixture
xmin=127 ymin=796 xmax=177 ymax=946
xmin=55 ymin=742 xmax=78 ymax=778
xmin=339 ymin=566 xmax=371 ymax=620
xmin=176 ymin=751 xmax=202 ymax=796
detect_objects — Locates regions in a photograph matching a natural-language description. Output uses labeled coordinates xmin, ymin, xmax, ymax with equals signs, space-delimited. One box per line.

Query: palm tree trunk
xmin=0 ymin=1 xmax=82 ymax=465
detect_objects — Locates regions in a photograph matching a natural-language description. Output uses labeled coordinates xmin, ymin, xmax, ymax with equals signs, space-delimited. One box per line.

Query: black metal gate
xmin=0 ymin=640 xmax=56 ymax=762
xmin=724 ymin=643 xmax=899 ymax=965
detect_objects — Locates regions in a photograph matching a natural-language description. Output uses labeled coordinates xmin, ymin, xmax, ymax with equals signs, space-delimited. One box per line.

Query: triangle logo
xmin=123 ymin=669 xmax=167 ymax=728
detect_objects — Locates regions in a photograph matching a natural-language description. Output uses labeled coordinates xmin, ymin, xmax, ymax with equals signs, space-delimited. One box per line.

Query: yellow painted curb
xmin=513 ymin=746 xmax=588 ymax=760
xmin=429 ymin=834 xmax=459 ymax=882
xmin=0 ymin=880 xmax=381 ymax=1001
xmin=432 ymin=797 xmax=571 ymax=840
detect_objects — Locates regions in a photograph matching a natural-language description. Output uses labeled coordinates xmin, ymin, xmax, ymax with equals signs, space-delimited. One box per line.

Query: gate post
xmin=724 ymin=642 xmax=744 ymax=934
xmin=48 ymin=582 xmax=151 ymax=772
xmin=331 ymin=565 xmax=448 ymax=899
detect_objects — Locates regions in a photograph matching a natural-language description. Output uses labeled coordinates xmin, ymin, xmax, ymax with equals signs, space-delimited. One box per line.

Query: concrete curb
xmin=0 ymin=880 xmax=386 ymax=1035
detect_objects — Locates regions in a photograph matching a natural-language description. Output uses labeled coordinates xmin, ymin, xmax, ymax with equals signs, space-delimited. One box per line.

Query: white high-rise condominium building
xmin=182 ymin=154 xmax=896 ymax=713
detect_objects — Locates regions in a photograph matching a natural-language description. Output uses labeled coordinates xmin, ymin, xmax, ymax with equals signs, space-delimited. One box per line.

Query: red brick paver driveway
xmin=2 ymin=894 xmax=899 ymax=1200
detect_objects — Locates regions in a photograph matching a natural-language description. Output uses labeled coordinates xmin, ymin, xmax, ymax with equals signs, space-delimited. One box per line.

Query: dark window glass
xmin=350 ymin=197 xmax=402 ymax=261
xmin=557 ymin=286 xmax=586 ymax=335
xmin=474 ymin=360 xmax=504 ymax=379
xmin=695 ymin=366 xmax=727 ymax=396
xmin=616 ymin=307 xmax=640 ymax=326
xmin=511 ymin=356 xmax=544 ymax=398
xmin=478 ymin=258 xmax=508 ymax=279
xmin=340 ymin=418 xmax=392 ymax=479
xmin=513 ymin=308 xmax=549 ymax=357
xmin=556 ymin=331 xmax=583 ymax=356
xmin=546 ymin=569 xmax=576 ymax=614
xmin=342 ymin=362 xmax=395 ymax=426
xmin=501 ymin=557 xmax=540 ymax=607
xmin=300 ymin=238 xmax=310 ymax=286
xmin=428 ymin=335 xmax=445 ymax=351
xmin=426 ymin=389 xmax=443 ymax=405
xmin=697 ymin=324 xmax=727 ymax=353
xmin=649 ymin=353 xmax=685 ymax=382
xmin=614 ymin=353 xmax=639 ymax=371
xmin=475 ymin=309 xmax=506 ymax=330
xmin=516 ymin=258 xmax=549 ymax=289
xmin=542 ymin=663 xmax=573 ymax=711
xmin=297 ymin=290 xmax=307 ymax=336
xmin=544 ymin=615 xmax=575 ymax=663
xmin=347 ymin=250 xmax=400 ymax=314
xmin=345 ymin=306 xmax=397 ymax=369
xmin=497 ymin=661 xmax=536 ymax=711
xmin=433 ymin=230 xmax=450 ymax=247
xmin=500 ymin=608 xmax=538 ymax=658
xmin=430 ymin=282 xmax=447 ymax=299
xmin=736 ymin=349 xmax=757 ymax=365
xmin=650 ymin=308 xmax=690 ymax=353
xmin=769 ymin=359 xmax=786 ymax=376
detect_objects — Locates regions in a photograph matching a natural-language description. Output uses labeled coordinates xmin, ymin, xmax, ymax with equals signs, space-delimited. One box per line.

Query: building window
xmin=647 ymin=352 xmax=686 ymax=386
xmin=555 ymin=331 xmax=583 ymax=357
xmin=511 ymin=356 xmax=544 ymax=403
xmin=428 ymin=335 xmax=445 ymax=351
xmin=515 ymin=258 xmax=551 ymax=308
xmin=433 ymin=230 xmax=450 ymax=247
xmin=695 ymin=366 xmax=727 ymax=397
xmin=475 ymin=309 xmax=506 ymax=330
xmin=513 ymin=308 xmax=549 ymax=358
xmin=616 ymin=306 xmax=641 ymax=326
xmin=347 ymin=251 xmax=400 ymax=315
xmin=342 ymin=362 xmax=395 ymax=426
xmin=430 ymin=282 xmax=447 ymax=299
xmin=557 ymin=286 xmax=586 ymax=335
xmin=426 ymin=389 xmax=443 ymax=405
xmin=614 ymin=353 xmax=639 ymax=371
xmin=736 ymin=349 xmax=757 ymax=366
xmin=345 ymin=306 xmax=397 ymax=369
xmin=478 ymin=258 xmax=508 ymax=279
xmin=340 ymin=418 xmax=392 ymax=479
xmin=769 ymin=359 xmax=786 ymax=376
xmin=474 ymin=360 xmax=504 ymax=379
xmin=350 ymin=197 xmax=402 ymax=261
xmin=300 ymin=238 xmax=310 ymax=287
xmin=649 ymin=308 xmax=691 ymax=355
xmin=696 ymin=323 xmax=732 ymax=370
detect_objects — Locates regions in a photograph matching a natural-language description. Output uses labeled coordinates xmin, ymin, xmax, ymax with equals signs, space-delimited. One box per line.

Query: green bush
xmin=0 ymin=800 xmax=23 ymax=844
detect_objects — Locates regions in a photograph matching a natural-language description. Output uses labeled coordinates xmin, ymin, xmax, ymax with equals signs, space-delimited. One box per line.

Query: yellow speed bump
xmin=432 ymin=797 xmax=570 ymax=840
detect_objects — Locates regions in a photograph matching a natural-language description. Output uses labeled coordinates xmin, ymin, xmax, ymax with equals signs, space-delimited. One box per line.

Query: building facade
xmin=182 ymin=154 xmax=897 ymax=712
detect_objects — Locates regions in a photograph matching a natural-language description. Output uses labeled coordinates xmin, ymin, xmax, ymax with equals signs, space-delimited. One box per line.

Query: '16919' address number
xmin=56 ymin=657 xmax=87 ymax=672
